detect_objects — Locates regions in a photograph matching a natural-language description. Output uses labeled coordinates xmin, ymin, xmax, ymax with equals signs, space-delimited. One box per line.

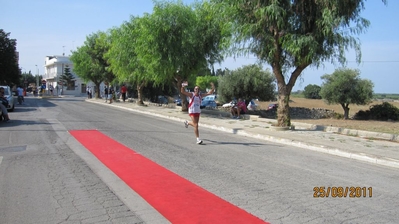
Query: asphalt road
xmin=1 ymin=96 xmax=398 ymax=224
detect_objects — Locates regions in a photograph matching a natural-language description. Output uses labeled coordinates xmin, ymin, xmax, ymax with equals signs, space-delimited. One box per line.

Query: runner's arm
xmin=180 ymin=85 xmax=192 ymax=98
xmin=201 ymin=82 xmax=215 ymax=97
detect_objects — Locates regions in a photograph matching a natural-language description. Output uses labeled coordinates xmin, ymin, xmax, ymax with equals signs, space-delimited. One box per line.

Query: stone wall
xmin=256 ymin=107 xmax=336 ymax=119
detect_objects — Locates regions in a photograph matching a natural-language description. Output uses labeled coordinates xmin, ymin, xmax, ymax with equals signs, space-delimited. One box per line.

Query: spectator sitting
xmin=231 ymin=98 xmax=247 ymax=119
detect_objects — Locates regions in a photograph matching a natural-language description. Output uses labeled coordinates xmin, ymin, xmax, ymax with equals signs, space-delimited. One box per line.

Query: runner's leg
xmin=191 ymin=115 xmax=200 ymax=138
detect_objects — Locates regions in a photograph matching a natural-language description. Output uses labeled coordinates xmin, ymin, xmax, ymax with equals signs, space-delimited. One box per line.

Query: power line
xmin=233 ymin=57 xmax=399 ymax=63
xmin=347 ymin=61 xmax=399 ymax=63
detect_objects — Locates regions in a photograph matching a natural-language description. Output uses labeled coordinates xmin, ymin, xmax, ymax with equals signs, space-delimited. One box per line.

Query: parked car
xmin=174 ymin=96 xmax=191 ymax=106
xmin=0 ymin=85 xmax=15 ymax=112
xmin=267 ymin=103 xmax=278 ymax=110
xmin=222 ymin=101 xmax=236 ymax=108
xmin=247 ymin=99 xmax=259 ymax=111
xmin=174 ymin=98 xmax=182 ymax=106
xmin=157 ymin=96 xmax=169 ymax=104
xmin=200 ymin=95 xmax=217 ymax=109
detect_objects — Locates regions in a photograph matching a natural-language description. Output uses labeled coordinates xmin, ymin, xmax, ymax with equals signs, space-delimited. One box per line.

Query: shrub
xmin=369 ymin=102 xmax=399 ymax=121
xmin=353 ymin=110 xmax=370 ymax=120
xmin=333 ymin=113 xmax=344 ymax=119
xmin=354 ymin=102 xmax=399 ymax=121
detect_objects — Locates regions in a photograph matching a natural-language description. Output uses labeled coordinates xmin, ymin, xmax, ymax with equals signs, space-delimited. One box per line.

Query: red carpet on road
xmin=70 ymin=130 xmax=268 ymax=224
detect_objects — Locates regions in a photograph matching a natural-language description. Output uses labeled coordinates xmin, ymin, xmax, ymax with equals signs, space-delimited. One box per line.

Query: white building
xmin=43 ymin=55 xmax=105 ymax=96
xmin=43 ymin=55 xmax=82 ymax=95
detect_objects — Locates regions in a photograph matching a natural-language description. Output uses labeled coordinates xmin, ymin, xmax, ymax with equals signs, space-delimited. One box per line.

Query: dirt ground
xmin=256 ymin=98 xmax=399 ymax=135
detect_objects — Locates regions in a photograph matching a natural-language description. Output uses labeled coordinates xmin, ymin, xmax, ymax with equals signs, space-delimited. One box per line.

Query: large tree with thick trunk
xmin=70 ymin=32 xmax=115 ymax=98
xmin=212 ymin=0 xmax=387 ymax=127
xmin=134 ymin=1 xmax=228 ymax=111
xmin=106 ymin=18 xmax=149 ymax=105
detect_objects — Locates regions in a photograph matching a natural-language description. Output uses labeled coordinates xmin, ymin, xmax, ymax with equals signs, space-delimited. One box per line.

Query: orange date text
xmin=313 ymin=186 xmax=372 ymax=198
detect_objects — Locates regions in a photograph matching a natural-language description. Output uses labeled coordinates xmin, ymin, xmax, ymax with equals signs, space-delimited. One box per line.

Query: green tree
xmin=96 ymin=31 xmax=115 ymax=86
xmin=320 ymin=68 xmax=373 ymax=119
xmin=70 ymin=32 xmax=115 ymax=98
xmin=217 ymin=64 xmax=276 ymax=104
xmin=215 ymin=68 xmax=225 ymax=76
xmin=0 ymin=29 xmax=20 ymax=85
xmin=135 ymin=1 xmax=229 ymax=111
xmin=70 ymin=44 xmax=102 ymax=98
xmin=212 ymin=0 xmax=387 ymax=127
xmin=60 ymin=65 xmax=75 ymax=91
xmin=303 ymin=84 xmax=322 ymax=99
xmin=19 ymin=71 xmax=37 ymax=87
xmin=196 ymin=76 xmax=218 ymax=92
xmin=106 ymin=17 xmax=150 ymax=105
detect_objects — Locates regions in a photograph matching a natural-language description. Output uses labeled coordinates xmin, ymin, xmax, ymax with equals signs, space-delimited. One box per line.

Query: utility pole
xmin=35 ymin=65 xmax=39 ymax=92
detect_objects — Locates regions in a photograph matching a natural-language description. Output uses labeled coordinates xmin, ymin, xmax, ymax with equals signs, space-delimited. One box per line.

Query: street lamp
xmin=35 ymin=65 xmax=39 ymax=87
xmin=56 ymin=62 xmax=59 ymax=96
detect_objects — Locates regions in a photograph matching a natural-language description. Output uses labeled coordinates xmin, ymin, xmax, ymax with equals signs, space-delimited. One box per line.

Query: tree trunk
xmin=136 ymin=83 xmax=144 ymax=105
xmin=276 ymin=84 xmax=293 ymax=127
xmin=272 ymin=61 xmax=308 ymax=127
xmin=341 ymin=103 xmax=350 ymax=120
xmin=95 ymin=83 xmax=101 ymax=98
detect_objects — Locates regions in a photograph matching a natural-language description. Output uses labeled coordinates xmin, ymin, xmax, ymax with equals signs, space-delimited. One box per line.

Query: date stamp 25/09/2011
xmin=313 ymin=187 xmax=373 ymax=198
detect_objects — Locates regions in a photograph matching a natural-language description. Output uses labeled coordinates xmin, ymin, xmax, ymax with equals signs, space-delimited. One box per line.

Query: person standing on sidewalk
xmin=49 ymin=84 xmax=54 ymax=96
xmin=104 ymin=86 xmax=109 ymax=103
xmin=108 ymin=86 xmax=114 ymax=104
xmin=121 ymin=84 xmax=127 ymax=102
xmin=88 ymin=86 xmax=92 ymax=99
xmin=86 ymin=86 xmax=90 ymax=99
xmin=180 ymin=82 xmax=215 ymax=144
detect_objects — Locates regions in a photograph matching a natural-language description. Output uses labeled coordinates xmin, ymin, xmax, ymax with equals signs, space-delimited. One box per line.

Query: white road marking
xmin=0 ymin=156 xmax=3 ymax=165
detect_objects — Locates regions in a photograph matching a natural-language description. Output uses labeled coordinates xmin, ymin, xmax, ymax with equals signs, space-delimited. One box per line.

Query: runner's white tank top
xmin=188 ymin=93 xmax=201 ymax=114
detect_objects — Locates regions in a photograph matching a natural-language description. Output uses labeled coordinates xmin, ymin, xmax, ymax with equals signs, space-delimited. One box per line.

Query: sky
xmin=1 ymin=0 xmax=398 ymax=94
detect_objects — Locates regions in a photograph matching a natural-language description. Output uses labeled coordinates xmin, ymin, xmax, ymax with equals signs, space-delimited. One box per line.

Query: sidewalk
xmin=85 ymin=98 xmax=399 ymax=169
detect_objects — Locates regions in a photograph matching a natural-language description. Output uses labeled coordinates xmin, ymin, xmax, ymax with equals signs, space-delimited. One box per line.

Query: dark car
xmin=175 ymin=96 xmax=192 ymax=106
xmin=174 ymin=98 xmax=182 ymax=106
xmin=267 ymin=103 xmax=278 ymax=110
xmin=157 ymin=96 xmax=169 ymax=104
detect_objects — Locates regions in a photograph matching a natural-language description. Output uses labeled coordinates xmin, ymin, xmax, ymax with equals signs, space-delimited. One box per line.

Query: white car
xmin=247 ymin=99 xmax=258 ymax=110
xmin=0 ymin=85 xmax=15 ymax=112
xmin=222 ymin=101 xmax=235 ymax=108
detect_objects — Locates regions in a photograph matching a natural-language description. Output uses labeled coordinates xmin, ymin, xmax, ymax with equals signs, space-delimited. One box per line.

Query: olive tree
xmin=303 ymin=84 xmax=322 ymax=99
xmin=217 ymin=64 xmax=276 ymax=104
xmin=320 ymin=68 xmax=374 ymax=119
xmin=212 ymin=0 xmax=387 ymax=126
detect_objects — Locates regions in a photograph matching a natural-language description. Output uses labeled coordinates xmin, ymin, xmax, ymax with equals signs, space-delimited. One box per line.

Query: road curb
xmin=85 ymin=99 xmax=399 ymax=169
xmin=200 ymin=110 xmax=399 ymax=143
xmin=198 ymin=122 xmax=399 ymax=169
